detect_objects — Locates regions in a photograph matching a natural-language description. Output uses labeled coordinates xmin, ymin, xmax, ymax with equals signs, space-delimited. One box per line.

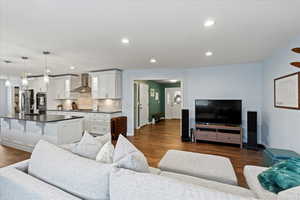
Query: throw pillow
xmin=71 ymin=131 xmax=104 ymax=159
xmin=113 ymin=135 xmax=150 ymax=173
xmin=95 ymin=133 xmax=111 ymax=144
xmin=96 ymin=142 xmax=115 ymax=163
xmin=258 ymin=158 xmax=300 ymax=194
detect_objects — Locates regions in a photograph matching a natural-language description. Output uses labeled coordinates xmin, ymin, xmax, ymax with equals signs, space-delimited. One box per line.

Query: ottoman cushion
xmin=158 ymin=150 xmax=237 ymax=185
xmin=263 ymin=148 xmax=300 ymax=167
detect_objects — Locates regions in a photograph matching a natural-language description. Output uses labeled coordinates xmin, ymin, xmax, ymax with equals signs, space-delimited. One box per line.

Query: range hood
xmin=71 ymin=73 xmax=91 ymax=93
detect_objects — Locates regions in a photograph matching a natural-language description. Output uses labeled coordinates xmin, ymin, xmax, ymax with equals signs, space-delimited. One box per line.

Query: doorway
xmin=165 ymin=87 xmax=182 ymax=119
xmin=133 ymin=80 xmax=182 ymax=133
xmin=139 ymin=82 xmax=149 ymax=127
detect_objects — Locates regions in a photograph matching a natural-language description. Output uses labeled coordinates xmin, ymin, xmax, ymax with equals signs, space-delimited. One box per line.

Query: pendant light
xmin=21 ymin=57 xmax=29 ymax=86
xmin=43 ymin=51 xmax=50 ymax=83
xmin=4 ymin=60 xmax=11 ymax=87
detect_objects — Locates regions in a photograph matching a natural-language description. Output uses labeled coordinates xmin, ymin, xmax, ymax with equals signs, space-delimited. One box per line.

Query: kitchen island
xmin=0 ymin=114 xmax=84 ymax=152
xmin=47 ymin=110 xmax=122 ymax=135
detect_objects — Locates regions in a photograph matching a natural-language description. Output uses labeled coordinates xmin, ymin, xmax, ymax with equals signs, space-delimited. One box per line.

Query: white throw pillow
xmin=113 ymin=135 xmax=150 ymax=173
xmin=110 ymin=168 xmax=257 ymax=200
xmin=96 ymin=142 xmax=115 ymax=163
xmin=71 ymin=131 xmax=104 ymax=159
xmin=95 ymin=133 xmax=111 ymax=144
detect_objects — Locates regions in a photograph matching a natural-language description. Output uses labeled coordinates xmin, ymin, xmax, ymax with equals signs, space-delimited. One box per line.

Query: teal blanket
xmin=258 ymin=158 xmax=300 ymax=194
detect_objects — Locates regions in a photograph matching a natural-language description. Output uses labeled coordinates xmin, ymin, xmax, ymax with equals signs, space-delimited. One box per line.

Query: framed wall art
xmin=274 ymin=72 xmax=300 ymax=109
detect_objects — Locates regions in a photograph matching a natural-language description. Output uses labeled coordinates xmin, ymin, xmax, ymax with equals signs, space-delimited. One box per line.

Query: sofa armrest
xmin=1 ymin=159 xmax=30 ymax=173
xmin=243 ymin=165 xmax=277 ymax=200
xmin=0 ymin=168 xmax=80 ymax=200
xmin=278 ymin=186 xmax=300 ymax=200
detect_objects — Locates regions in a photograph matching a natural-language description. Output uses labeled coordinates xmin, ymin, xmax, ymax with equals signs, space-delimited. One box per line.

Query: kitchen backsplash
xmin=95 ymin=99 xmax=122 ymax=111
xmin=62 ymin=93 xmax=121 ymax=111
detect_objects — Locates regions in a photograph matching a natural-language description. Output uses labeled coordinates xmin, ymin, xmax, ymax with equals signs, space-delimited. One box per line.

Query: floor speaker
xmin=181 ymin=109 xmax=190 ymax=142
xmin=247 ymin=111 xmax=258 ymax=150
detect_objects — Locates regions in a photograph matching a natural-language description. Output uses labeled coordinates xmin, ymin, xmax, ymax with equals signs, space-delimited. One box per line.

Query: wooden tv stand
xmin=195 ymin=124 xmax=243 ymax=148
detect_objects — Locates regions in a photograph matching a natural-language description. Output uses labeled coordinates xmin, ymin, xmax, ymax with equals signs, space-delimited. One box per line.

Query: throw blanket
xmin=258 ymin=158 xmax=300 ymax=193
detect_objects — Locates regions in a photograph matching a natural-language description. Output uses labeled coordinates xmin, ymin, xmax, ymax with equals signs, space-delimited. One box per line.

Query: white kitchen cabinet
xmin=51 ymin=76 xmax=80 ymax=100
xmin=27 ymin=77 xmax=47 ymax=93
xmin=90 ymin=70 xmax=122 ymax=99
xmin=47 ymin=110 xmax=122 ymax=135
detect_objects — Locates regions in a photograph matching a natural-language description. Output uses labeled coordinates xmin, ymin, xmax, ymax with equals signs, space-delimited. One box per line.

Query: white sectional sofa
xmin=3 ymin=138 xmax=297 ymax=200
xmin=0 ymin=159 xmax=257 ymax=200
xmin=244 ymin=165 xmax=300 ymax=200
xmin=0 ymin=140 xmax=259 ymax=200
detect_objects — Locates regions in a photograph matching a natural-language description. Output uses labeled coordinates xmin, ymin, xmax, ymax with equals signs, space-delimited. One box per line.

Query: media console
xmin=195 ymin=123 xmax=243 ymax=148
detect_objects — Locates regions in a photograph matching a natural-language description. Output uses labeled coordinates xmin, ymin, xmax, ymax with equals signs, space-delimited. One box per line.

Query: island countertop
xmin=0 ymin=114 xmax=84 ymax=123
xmin=47 ymin=109 xmax=122 ymax=114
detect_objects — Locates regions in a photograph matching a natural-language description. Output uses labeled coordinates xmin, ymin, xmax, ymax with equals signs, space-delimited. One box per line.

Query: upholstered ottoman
xmin=158 ymin=150 xmax=238 ymax=185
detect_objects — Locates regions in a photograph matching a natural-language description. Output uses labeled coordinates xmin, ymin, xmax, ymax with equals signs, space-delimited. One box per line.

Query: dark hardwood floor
xmin=129 ymin=119 xmax=263 ymax=187
xmin=0 ymin=119 xmax=263 ymax=188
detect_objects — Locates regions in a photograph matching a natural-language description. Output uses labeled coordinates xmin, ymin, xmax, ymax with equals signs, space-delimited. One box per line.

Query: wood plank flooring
xmin=129 ymin=119 xmax=263 ymax=187
xmin=0 ymin=145 xmax=30 ymax=167
xmin=0 ymin=119 xmax=263 ymax=188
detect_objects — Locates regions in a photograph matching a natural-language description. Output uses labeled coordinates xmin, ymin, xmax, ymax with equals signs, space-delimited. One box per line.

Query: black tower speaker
xmin=247 ymin=111 xmax=258 ymax=150
xmin=181 ymin=109 xmax=190 ymax=142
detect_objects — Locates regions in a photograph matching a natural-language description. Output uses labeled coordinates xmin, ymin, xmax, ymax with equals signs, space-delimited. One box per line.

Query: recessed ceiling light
xmin=204 ymin=19 xmax=215 ymax=27
xmin=150 ymin=58 xmax=157 ymax=63
xmin=205 ymin=51 xmax=213 ymax=56
xmin=70 ymin=66 xmax=75 ymax=70
xmin=121 ymin=38 xmax=130 ymax=44
xmin=170 ymin=80 xmax=177 ymax=83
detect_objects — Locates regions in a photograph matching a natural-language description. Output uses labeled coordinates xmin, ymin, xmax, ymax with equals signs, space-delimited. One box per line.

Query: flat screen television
xmin=195 ymin=99 xmax=242 ymax=125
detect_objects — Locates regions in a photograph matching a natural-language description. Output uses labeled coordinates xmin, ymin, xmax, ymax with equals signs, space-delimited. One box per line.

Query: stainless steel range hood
xmin=71 ymin=73 xmax=91 ymax=93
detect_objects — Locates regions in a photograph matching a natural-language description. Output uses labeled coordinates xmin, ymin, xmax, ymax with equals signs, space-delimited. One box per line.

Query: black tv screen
xmin=195 ymin=99 xmax=242 ymax=125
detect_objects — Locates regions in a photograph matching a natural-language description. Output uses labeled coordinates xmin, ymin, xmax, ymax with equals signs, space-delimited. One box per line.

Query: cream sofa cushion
xmin=110 ymin=168 xmax=257 ymax=200
xmin=161 ymin=171 xmax=256 ymax=198
xmin=0 ymin=167 xmax=80 ymax=200
xmin=29 ymin=140 xmax=112 ymax=200
xmin=278 ymin=185 xmax=300 ymax=200
xmin=244 ymin=165 xmax=277 ymax=200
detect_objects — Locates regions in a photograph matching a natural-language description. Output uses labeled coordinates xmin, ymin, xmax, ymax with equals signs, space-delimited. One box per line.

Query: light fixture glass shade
xmin=5 ymin=79 xmax=11 ymax=87
xmin=44 ymin=74 xmax=50 ymax=83
xmin=22 ymin=77 xmax=28 ymax=86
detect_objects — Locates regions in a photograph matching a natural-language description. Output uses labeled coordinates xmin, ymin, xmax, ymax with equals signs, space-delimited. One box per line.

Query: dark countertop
xmin=0 ymin=114 xmax=84 ymax=123
xmin=47 ymin=109 xmax=122 ymax=114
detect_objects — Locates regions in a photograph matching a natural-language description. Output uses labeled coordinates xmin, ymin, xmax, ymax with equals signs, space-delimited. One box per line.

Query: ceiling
xmin=1 ymin=0 xmax=300 ymax=76
xmin=153 ymin=80 xmax=180 ymax=84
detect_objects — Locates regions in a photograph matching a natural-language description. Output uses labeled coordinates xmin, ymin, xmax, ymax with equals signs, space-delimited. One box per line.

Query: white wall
xmin=0 ymin=77 xmax=20 ymax=115
xmin=122 ymin=62 xmax=263 ymax=142
xmin=0 ymin=80 xmax=8 ymax=115
xmin=262 ymin=36 xmax=300 ymax=152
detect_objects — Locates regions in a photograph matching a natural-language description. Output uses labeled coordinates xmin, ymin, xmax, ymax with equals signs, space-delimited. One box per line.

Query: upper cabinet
xmin=90 ymin=69 xmax=122 ymax=99
xmin=27 ymin=77 xmax=47 ymax=93
xmin=49 ymin=75 xmax=80 ymax=100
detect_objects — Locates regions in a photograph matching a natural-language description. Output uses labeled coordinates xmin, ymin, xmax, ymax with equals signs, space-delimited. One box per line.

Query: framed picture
xmin=155 ymin=92 xmax=159 ymax=100
xmin=274 ymin=72 xmax=300 ymax=109
xmin=150 ymin=88 xmax=155 ymax=97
